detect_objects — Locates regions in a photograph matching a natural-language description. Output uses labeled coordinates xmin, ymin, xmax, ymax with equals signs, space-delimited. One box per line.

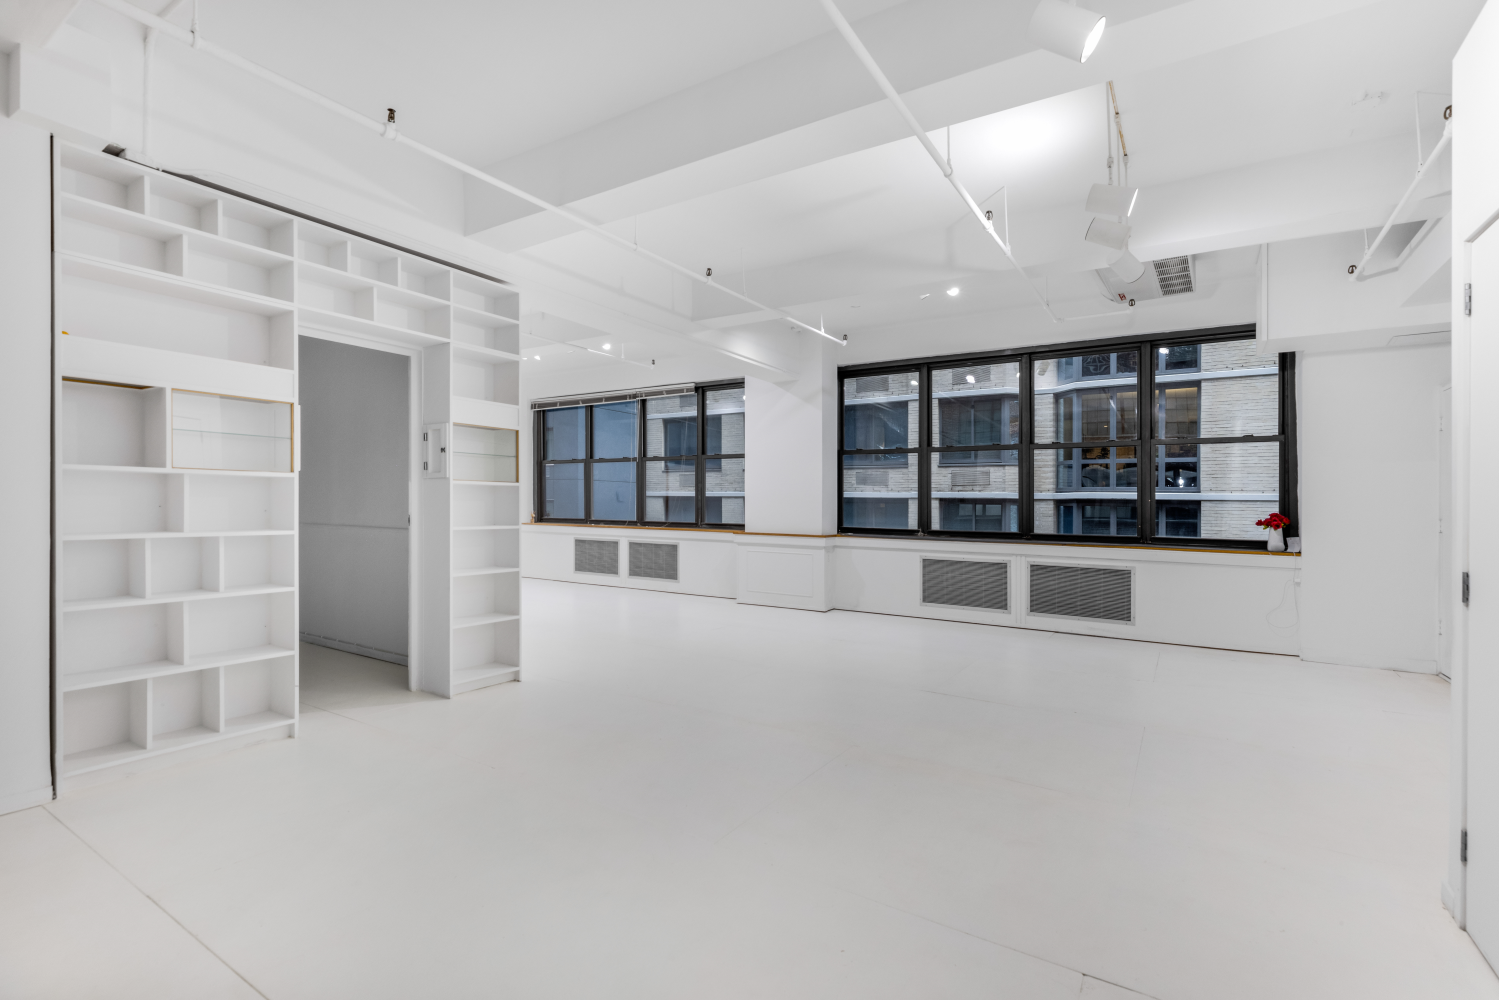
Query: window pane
xmin=843 ymin=372 xmax=917 ymax=452
xmin=929 ymin=451 xmax=1018 ymax=533
xmin=1156 ymin=344 xmax=1200 ymax=372
xmin=1156 ymin=341 xmax=1278 ymax=438
xmin=645 ymin=458 xmax=695 ymax=522
xmin=1191 ymin=441 xmax=1281 ymax=540
xmin=841 ymin=454 xmax=915 ymax=529
xmin=543 ymin=407 xmax=586 ymax=461
xmin=543 ymin=463 xmax=584 ymax=519
xmin=705 ymin=457 xmax=744 ymax=523
xmin=931 ymin=362 xmax=1021 ymax=450
xmin=589 ymin=462 xmax=636 ymax=520
xmin=1035 ymin=353 xmax=1138 ymax=444
xmin=646 ymin=394 xmax=698 ymax=457
xmin=592 ymin=401 xmax=637 ymax=459
xmin=1032 ymin=448 xmax=1138 ymax=536
xmin=705 ymin=385 xmax=745 ymax=456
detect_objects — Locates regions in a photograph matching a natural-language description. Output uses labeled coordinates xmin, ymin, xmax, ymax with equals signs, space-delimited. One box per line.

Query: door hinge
xmin=1465 ymin=283 xmax=1473 ymax=317
xmin=1463 ymin=829 xmax=1469 ymax=864
xmin=1464 ymin=571 xmax=1471 ymax=606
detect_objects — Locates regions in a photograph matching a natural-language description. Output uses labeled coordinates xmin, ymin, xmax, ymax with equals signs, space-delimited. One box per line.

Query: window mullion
xmin=918 ymin=364 xmax=931 ymax=533
xmin=1020 ymin=353 xmax=1034 ymax=536
xmin=1142 ymin=342 xmax=1156 ymax=542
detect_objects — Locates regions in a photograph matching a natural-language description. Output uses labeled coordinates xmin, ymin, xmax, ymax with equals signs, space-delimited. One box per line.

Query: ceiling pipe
xmin=1349 ymin=118 xmax=1452 ymax=281
xmin=91 ymin=0 xmax=842 ymax=349
xmin=817 ymin=0 xmax=1060 ymax=323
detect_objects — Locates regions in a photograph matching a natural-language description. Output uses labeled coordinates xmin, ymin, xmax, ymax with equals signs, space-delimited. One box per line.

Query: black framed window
xmin=535 ymin=382 xmax=744 ymax=528
xmin=837 ymin=325 xmax=1295 ymax=549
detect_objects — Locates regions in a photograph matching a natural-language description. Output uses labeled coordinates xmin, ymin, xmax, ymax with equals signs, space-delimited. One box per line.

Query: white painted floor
xmin=1 ymin=579 xmax=1494 ymax=1000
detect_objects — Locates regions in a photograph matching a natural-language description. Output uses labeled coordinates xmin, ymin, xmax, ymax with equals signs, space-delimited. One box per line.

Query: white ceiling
xmin=33 ymin=0 xmax=1484 ymax=383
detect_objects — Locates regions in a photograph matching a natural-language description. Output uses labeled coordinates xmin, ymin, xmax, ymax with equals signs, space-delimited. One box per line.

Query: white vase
xmin=1267 ymin=527 xmax=1286 ymax=552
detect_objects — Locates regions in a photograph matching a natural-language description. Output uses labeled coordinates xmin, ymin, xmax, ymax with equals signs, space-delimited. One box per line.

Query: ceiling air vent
xmin=922 ymin=558 xmax=1009 ymax=611
xmin=1152 ymin=256 xmax=1194 ymax=295
xmin=574 ymin=538 xmax=619 ymax=576
xmin=1029 ymin=563 xmax=1132 ymax=623
xmin=629 ymin=541 xmax=678 ymax=581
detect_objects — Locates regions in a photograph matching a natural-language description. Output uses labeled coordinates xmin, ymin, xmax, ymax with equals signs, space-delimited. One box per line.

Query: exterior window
xmin=837 ymin=330 xmax=1292 ymax=549
xmin=535 ymin=383 xmax=745 ymax=528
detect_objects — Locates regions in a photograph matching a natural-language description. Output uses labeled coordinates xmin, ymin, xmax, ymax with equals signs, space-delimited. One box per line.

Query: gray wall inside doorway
xmin=299 ymin=337 xmax=410 ymax=664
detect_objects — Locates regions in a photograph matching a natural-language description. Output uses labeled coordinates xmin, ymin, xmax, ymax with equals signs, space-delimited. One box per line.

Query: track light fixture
xmin=1030 ymin=0 xmax=1107 ymax=63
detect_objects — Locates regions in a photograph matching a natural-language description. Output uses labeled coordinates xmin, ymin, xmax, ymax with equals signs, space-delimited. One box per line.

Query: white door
xmin=1466 ymin=227 xmax=1499 ymax=963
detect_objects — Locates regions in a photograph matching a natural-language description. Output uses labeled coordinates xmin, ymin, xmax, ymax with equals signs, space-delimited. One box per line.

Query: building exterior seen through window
xmin=839 ymin=329 xmax=1292 ymax=548
xmin=537 ymin=383 xmax=745 ymax=527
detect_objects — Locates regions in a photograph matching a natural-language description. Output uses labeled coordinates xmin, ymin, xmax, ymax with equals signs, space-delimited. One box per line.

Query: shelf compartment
xmin=60 ymin=603 xmax=179 ymax=680
xmin=224 ymin=656 xmax=297 ymax=725
xmin=298 ymin=305 xmax=447 ymax=349
xmin=453 ymin=356 xmax=519 ymax=407
xmin=61 ymin=681 xmax=150 ymax=769
xmin=153 ymin=669 xmax=219 ymax=740
xmin=450 ymin=273 xmax=518 ymax=322
xmin=60 ymin=337 xmax=297 ymax=402
xmin=452 ymin=616 xmax=520 ymax=693
xmin=451 ymin=424 xmax=518 ymax=483
xmin=173 ymin=389 xmax=293 ymax=473
xmin=452 ymin=664 xmax=521 ymax=695
xmin=452 ymin=567 xmax=522 ymax=578
xmin=452 ymin=342 xmax=521 ymax=363
xmin=185 ymin=473 xmax=295 ymax=532
xmin=59 ymin=252 xmax=295 ymax=317
xmin=60 ymin=468 xmax=181 ymax=536
xmin=189 ymin=591 xmax=297 ymax=661
xmin=454 ymin=480 xmax=521 ymax=527
xmin=452 ymin=522 xmax=519 ymax=573
xmin=61 ymin=380 xmax=167 ymax=469
xmin=60 ymin=194 xmax=294 ymax=271
xmin=63 ymin=464 xmax=294 ymax=479
xmin=63 ymin=530 xmax=294 ymax=541
xmin=61 ymin=706 xmax=293 ymax=778
xmin=297 ymin=260 xmax=449 ymax=311
xmin=452 ymin=572 xmax=519 ymax=625
xmin=62 ymin=644 xmax=295 ymax=692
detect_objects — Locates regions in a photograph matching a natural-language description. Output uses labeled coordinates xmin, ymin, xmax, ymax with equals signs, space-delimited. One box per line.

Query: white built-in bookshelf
xmin=54 ymin=143 xmax=521 ymax=782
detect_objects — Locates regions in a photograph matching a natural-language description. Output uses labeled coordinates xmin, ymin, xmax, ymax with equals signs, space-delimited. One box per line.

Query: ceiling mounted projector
xmin=1108 ymin=248 xmax=1146 ymax=284
xmin=1030 ymin=0 xmax=1107 ymax=63
xmin=1085 ymin=183 xmax=1138 ymax=218
xmin=1084 ymin=217 xmax=1130 ymax=251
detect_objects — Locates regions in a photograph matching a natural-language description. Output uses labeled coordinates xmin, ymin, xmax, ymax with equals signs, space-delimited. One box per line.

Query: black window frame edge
xmin=837 ymin=324 xmax=1299 ymax=551
xmin=533 ymin=379 xmax=747 ymax=530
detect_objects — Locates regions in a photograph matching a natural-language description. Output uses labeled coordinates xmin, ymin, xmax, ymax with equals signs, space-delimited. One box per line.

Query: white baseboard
xmin=301 ymin=633 xmax=409 ymax=666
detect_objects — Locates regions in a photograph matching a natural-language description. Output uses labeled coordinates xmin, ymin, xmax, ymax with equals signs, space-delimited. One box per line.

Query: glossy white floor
xmin=2 ymin=579 xmax=1494 ymax=999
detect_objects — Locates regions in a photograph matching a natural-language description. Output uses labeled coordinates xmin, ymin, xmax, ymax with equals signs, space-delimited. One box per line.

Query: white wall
xmin=297 ymin=338 xmax=411 ymax=664
xmin=1297 ymin=343 xmax=1450 ymax=672
xmin=0 ymin=114 xmax=55 ymax=814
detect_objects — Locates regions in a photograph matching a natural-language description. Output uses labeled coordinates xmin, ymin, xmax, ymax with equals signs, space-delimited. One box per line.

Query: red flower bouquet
xmin=1255 ymin=513 xmax=1289 ymax=531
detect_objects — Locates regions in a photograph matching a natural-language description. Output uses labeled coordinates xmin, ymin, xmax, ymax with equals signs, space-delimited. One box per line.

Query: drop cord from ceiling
xmin=816 ymin=0 xmax=1061 ymax=322
xmin=95 ymin=0 xmax=842 ymax=348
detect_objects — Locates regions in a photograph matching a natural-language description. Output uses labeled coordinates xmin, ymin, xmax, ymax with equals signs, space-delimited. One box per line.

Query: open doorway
xmin=297 ymin=336 xmax=413 ymax=701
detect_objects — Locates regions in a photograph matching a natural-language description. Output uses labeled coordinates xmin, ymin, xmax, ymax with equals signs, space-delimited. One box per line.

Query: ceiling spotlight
xmin=1086 ymin=183 xmax=1138 ymax=218
xmin=1109 ymin=248 xmax=1146 ymax=283
xmin=1085 ymin=218 xmax=1130 ymax=251
xmin=1030 ymin=0 xmax=1106 ymax=63
xmin=946 ymin=287 xmax=960 ymax=296
xmin=533 ymin=355 xmax=542 ymax=360
xmin=601 ymin=343 xmax=611 ymax=350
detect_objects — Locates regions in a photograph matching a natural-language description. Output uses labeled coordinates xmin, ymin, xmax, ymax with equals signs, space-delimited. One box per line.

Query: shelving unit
xmin=55 ymin=143 xmax=523 ymax=784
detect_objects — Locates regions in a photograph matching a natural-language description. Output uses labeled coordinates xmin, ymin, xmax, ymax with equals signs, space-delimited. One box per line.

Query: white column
xmin=737 ymin=337 xmax=838 ymax=611
xmin=0 ymin=117 xmax=55 ymax=814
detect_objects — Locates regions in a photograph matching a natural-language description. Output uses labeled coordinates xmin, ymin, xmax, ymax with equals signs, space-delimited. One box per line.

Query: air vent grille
xmin=853 ymin=374 xmax=891 ymax=394
xmin=922 ymin=558 xmax=1009 ymax=611
xmin=574 ymin=538 xmax=619 ymax=575
xmin=1152 ymin=256 xmax=1194 ymax=296
xmin=1029 ymin=564 xmax=1132 ymax=622
xmin=629 ymin=541 xmax=679 ymax=581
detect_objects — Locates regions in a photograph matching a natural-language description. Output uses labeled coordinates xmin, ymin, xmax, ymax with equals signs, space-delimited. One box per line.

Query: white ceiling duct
xmin=1085 ymin=218 xmax=1130 ymax=251
xmin=1108 ymin=249 xmax=1146 ymax=283
xmin=1086 ymin=183 xmax=1138 ymax=218
xmin=1030 ymin=0 xmax=1107 ymax=63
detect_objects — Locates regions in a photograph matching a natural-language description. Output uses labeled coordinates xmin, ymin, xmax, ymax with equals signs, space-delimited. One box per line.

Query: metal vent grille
xmin=1029 ymin=564 xmax=1132 ymax=622
xmin=951 ymin=365 xmax=992 ymax=385
xmin=574 ymin=538 xmax=619 ymax=575
xmin=922 ymin=558 xmax=1009 ymax=611
xmin=1152 ymin=256 xmax=1194 ymax=296
xmin=629 ymin=541 xmax=679 ymax=581
xmin=853 ymin=374 xmax=891 ymax=394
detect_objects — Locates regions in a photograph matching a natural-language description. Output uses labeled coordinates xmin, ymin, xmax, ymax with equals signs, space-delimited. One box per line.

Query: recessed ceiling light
xmin=534 ymin=355 xmax=542 ymax=360
xmin=601 ymin=343 xmax=611 ymax=350
xmin=1030 ymin=0 xmax=1106 ymax=63
xmin=946 ymin=287 xmax=960 ymax=297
